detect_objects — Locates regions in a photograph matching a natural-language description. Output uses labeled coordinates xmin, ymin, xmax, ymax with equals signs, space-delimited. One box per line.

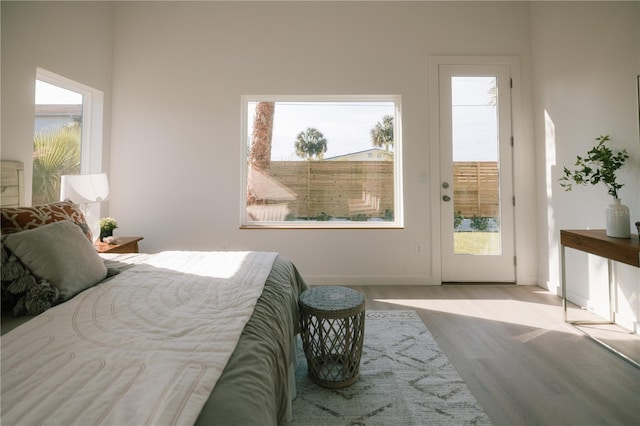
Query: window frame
xmin=36 ymin=68 xmax=104 ymax=176
xmin=35 ymin=68 xmax=105 ymax=228
xmin=240 ymin=95 xmax=404 ymax=229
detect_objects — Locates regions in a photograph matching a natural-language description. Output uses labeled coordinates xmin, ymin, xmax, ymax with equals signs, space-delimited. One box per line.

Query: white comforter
xmin=1 ymin=250 xmax=277 ymax=426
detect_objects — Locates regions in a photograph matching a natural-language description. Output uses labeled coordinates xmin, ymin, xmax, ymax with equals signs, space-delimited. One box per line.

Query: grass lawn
xmin=454 ymin=232 xmax=500 ymax=255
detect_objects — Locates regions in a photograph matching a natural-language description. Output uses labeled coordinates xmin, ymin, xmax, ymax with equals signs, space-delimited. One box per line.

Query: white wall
xmin=531 ymin=2 xmax=640 ymax=332
xmin=0 ymin=1 xmax=114 ymax=203
xmin=1 ymin=2 xmax=638 ymax=330
xmin=107 ymin=1 xmax=535 ymax=286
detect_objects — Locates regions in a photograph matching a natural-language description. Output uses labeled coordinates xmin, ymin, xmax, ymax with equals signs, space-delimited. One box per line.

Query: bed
xmin=0 ymin=162 xmax=308 ymax=425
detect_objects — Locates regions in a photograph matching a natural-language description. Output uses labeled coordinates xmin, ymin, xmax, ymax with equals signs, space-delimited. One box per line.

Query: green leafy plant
xmin=32 ymin=124 xmax=81 ymax=205
xmin=99 ymin=217 xmax=118 ymax=231
xmin=454 ymin=211 xmax=464 ymax=229
xmin=470 ymin=214 xmax=489 ymax=232
xmin=559 ymin=135 xmax=629 ymax=199
xmin=315 ymin=212 xmax=332 ymax=221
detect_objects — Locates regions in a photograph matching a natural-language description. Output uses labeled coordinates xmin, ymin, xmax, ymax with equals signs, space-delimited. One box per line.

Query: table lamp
xmin=60 ymin=173 xmax=109 ymax=240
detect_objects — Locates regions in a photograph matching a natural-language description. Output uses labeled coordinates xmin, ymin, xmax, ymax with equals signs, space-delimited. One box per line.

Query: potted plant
xmin=559 ymin=135 xmax=630 ymax=238
xmin=98 ymin=217 xmax=118 ymax=242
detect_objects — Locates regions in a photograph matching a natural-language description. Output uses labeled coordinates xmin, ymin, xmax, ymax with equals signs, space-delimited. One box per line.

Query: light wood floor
xmin=345 ymin=284 xmax=640 ymax=426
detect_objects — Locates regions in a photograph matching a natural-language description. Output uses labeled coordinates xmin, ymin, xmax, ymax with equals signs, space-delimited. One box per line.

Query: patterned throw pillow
xmin=0 ymin=200 xmax=92 ymax=242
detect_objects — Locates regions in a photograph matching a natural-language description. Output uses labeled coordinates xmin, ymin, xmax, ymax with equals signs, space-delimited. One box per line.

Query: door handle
xmin=442 ymin=195 xmax=451 ymax=202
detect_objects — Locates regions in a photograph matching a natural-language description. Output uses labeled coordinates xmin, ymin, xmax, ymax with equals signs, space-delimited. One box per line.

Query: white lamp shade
xmin=60 ymin=173 xmax=109 ymax=204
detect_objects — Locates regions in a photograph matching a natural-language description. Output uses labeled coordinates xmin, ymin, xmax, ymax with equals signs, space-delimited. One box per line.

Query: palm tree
xmin=488 ymin=78 xmax=497 ymax=107
xmin=249 ymin=102 xmax=275 ymax=171
xmin=247 ymin=102 xmax=275 ymax=204
xmin=370 ymin=115 xmax=394 ymax=152
xmin=295 ymin=128 xmax=328 ymax=160
xmin=32 ymin=123 xmax=81 ymax=205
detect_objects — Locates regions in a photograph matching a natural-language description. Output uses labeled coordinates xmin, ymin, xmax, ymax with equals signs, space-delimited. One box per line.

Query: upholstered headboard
xmin=1 ymin=161 xmax=25 ymax=208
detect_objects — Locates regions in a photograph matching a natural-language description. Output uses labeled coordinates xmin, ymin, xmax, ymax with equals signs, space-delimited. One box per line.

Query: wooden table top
xmin=560 ymin=229 xmax=640 ymax=268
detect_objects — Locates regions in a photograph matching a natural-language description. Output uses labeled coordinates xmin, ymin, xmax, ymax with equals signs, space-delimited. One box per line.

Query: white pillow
xmin=4 ymin=220 xmax=107 ymax=302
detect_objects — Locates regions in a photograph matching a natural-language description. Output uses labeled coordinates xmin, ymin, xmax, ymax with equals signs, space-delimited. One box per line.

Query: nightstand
xmin=94 ymin=236 xmax=143 ymax=254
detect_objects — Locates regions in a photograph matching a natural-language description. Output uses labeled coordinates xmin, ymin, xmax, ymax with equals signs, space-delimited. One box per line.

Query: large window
xmin=241 ymin=96 xmax=403 ymax=228
xmin=33 ymin=68 xmax=104 ymax=206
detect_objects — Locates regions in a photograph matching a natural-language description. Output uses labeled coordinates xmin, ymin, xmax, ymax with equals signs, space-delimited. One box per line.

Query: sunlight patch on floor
xmin=374 ymin=298 xmax=587 ymax=337
xmin=375 ymin=297 xmax=640 ymax=345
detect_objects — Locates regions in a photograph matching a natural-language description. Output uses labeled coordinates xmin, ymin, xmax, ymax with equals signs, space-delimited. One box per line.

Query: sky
xmin=248 ymin=101 xmax=395 ymax=161
xmin=451 ymin=76 xmax=498 ymax=162
xmin=247 ymin=78 xmax=498 ymax=163
xmin=38 ymin=77 xmax=498 ymax=163
xmin=35 ymin=80 xmax=83 ymax=104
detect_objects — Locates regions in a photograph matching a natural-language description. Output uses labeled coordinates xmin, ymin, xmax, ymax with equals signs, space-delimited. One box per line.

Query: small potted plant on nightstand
xmin=559 ymin=135 xmax=630 ymax=238
xmin=98 ymin=217 xmax=118 ymax=242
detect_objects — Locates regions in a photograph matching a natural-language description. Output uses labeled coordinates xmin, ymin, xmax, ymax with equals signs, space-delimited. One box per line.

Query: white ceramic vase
xmin=605 ymin=198 xmax=630 ymax=238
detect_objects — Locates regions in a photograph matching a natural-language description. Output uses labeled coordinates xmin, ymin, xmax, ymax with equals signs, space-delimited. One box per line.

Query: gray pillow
xmin=3 ymin=220 xmax=107 ymax=302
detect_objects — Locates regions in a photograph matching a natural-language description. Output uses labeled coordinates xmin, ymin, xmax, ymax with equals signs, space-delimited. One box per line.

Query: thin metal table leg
xmin=562 ymin=246 xmax=639 ymax=369
xmin=561 ymin=244 xmax=567 ymax=322
xmin=608 ymin=259 xmax=615 ymax=323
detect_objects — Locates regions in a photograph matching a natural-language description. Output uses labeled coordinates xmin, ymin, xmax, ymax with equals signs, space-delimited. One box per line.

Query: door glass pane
xmin=33 ymin=80 xmax=83 ymax=205
xmin=451 ymin=76 xmax=501 ymax=255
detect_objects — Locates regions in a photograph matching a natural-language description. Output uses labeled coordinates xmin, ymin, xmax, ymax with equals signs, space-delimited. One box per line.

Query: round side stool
xmin=298 ymin=286 xmax=365 ymax=388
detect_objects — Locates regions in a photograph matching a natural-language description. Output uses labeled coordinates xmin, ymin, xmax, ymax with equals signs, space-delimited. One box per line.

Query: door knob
xmin=442 ymin=195 xmax=451 ymax=202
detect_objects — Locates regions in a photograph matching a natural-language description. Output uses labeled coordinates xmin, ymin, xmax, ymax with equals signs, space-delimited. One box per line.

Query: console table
xmin=560 ymin=229 xmax=640 ymax=368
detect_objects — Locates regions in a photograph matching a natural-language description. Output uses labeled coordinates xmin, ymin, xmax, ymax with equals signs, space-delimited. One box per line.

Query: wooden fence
xmin=252 ymin=161 xmax=394 ymax=219
xmin=247 ymin=160 xmax=499 ymax=220
xmin=453 ymin=161 xmax=499 ymax=217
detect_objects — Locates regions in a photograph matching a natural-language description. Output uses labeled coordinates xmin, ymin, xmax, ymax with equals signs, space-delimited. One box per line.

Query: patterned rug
xmin=291 ymin=310 xmax=492 ymax=425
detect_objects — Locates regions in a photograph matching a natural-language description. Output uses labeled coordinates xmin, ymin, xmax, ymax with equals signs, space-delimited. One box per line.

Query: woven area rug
xmin=291 ymin=310 xmax=492 ymax=425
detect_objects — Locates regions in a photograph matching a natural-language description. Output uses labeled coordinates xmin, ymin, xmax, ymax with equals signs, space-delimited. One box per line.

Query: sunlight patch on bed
xmin=143 ymin=251 xmax=252 ymax=279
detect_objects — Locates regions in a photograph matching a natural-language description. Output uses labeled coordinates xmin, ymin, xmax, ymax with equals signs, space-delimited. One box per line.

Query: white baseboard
xmin=304 ymin=275 xmax=436 ymax=286
xmin=516 ymin=275 xmax=539 ymax=286
xmin=614 ymin=314 xmax=640 ymax=336
xmin=305 ymin=275 xmax=540 ymax=286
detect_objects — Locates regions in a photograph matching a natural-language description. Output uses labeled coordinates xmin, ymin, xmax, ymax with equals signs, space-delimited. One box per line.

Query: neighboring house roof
xmin=34 ymin=104 xmax=82 ymax=133
xmin=326 ymin=148 xmax=393 ymax=161
xmin=35 ymin=104 xmax=82 ymax=116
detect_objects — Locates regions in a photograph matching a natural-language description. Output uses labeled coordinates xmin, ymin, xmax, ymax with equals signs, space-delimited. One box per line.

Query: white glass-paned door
xmin=439 ymin=64 xmax=515 ymax=283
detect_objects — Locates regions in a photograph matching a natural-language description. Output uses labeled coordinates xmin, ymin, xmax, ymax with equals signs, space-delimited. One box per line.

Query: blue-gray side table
xmin=299 ymin=286 xmax=366 ymax=388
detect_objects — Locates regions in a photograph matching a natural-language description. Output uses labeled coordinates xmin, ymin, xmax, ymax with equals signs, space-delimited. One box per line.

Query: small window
xmin=33 ymin=68 xmax=104 ymax=206
xmin=33 ymin=79 xmax=83 ymax=205
xmin=241 ymin=96 xmax=403 ymax=228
